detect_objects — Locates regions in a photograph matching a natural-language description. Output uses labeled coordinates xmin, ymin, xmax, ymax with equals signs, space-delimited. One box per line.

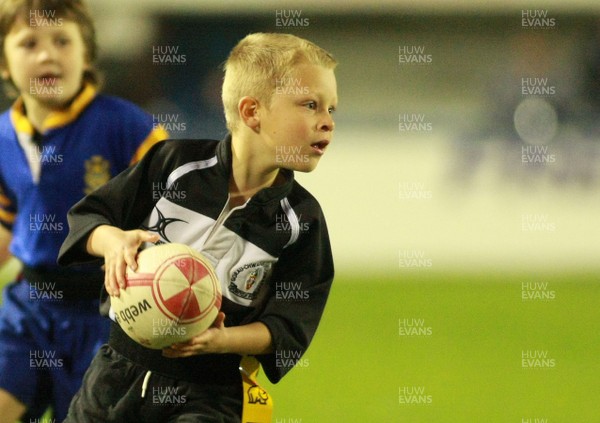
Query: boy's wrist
xmin=86 ymin=224 xmax=119 ymax=257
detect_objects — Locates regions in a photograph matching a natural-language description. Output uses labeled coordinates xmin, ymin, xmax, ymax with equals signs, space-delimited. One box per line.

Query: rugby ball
xmin=110 ymin=243 xmax=221 ymax=349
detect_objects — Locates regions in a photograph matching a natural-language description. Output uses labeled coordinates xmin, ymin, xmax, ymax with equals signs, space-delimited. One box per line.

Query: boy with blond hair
xmin=0 ymin=0 xmax=168 ymax=421
xmin=58 ymin=32 xmax=338 ymax=422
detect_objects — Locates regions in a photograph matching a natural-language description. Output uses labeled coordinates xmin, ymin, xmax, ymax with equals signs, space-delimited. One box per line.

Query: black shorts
xmin=64 ymin=345 xmax=243 ymax=423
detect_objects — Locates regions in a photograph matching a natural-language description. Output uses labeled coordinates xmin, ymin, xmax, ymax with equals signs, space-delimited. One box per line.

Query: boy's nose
xmin=37 ymin=44 xmax=58 ymax=63
xmin=319 ymin=114 xmax=335 ymax=132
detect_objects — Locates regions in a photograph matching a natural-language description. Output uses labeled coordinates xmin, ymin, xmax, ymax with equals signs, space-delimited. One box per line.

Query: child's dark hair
xmin=0 ymin=0 xmax=99 ymax=97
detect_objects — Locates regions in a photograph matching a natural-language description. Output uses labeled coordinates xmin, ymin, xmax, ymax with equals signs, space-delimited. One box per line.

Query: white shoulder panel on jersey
xmin=166 ymin=156 xmax=218 ymax=189
xmin=280 ymin=197 xmax=300 ymax=248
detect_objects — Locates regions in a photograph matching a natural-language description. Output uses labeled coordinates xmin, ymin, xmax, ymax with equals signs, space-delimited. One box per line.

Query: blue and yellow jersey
xmin=0 ymin=84 xmax=168 ymax=268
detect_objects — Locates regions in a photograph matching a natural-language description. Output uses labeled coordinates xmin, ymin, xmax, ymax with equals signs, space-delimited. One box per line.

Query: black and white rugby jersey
xmin=58 ymin=136 xmax=334 ymax=384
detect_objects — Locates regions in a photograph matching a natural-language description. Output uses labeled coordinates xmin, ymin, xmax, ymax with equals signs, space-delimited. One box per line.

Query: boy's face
xmin=260 ymin=63 xmax=338 ymax=173
xmin=1 ymin=17 xmax=88 ymax=108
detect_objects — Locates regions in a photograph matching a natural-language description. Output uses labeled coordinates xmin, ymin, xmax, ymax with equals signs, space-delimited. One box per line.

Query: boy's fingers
xmin=146 ymin=232 xmax=160 ymax=243
xmin=104 ymin=259 xmax=112 ymax=295
xmin=114 ymin=253 xmax=127 ymax=290
xmin=213 ymin=311 xmax=226 ymax=328
xmin=136 ymin=230 xmax=159 ymax=244
xmin=111 ymin=280 xmax=119 ymax=297
xmin=104 ymin=270 xmax=111 ymax=296
xmin=124 ymin=248 xmax=138 ymax=272
xmin=105 ymin=262 xmax=118 ymax=297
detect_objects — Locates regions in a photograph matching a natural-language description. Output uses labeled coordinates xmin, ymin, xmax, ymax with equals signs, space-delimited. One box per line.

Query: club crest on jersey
xmin=229 ymin=262 xmax=272 ymax=301
xmin=84 ymin=155 xmax=111 ymax=194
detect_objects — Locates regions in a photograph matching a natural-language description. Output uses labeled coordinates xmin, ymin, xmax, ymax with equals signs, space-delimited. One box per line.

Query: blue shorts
xmin=0 ymin=280 xmax=110 ymax=421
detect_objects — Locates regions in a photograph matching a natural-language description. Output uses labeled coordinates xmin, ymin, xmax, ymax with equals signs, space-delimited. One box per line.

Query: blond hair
xmin=222 ymin=33 xmax=337 ymax=132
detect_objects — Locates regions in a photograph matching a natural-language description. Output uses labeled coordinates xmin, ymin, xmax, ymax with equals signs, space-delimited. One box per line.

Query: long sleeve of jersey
xmin=58 ymin=140 xmax=170 ymax=266
xmin=255 ymin=209 xmax=334 ymax=382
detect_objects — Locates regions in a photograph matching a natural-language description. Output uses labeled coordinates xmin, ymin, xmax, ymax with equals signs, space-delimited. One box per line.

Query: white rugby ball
xmin=111 ymin=243 xmax=221 ymax=349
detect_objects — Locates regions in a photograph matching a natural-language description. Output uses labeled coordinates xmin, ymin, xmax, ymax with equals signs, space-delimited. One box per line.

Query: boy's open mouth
xmin=36 ymin=73 xmax=61 ymax=84
xmin=310 ymin=140 xmax=329 ymax=154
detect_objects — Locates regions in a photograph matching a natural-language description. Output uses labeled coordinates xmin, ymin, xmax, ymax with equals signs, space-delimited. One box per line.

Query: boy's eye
xmin=56 ymin=37 xmax=71 ymax=46
xmin=21 ymin=39 xmax=36 ymax=49
xmin=328 ymin=106 xmax=336 ymax=114
xmin=305 ymin=101 xmax=317 ymax=110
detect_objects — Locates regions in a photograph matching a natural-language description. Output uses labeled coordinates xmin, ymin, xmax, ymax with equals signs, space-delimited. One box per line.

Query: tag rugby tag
xmin=240 ymin=356 xmax=273 ymax=423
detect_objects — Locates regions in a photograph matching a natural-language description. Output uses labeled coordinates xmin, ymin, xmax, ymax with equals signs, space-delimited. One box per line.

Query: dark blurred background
xmin=3 ymin=1 xmax=599 ymax=274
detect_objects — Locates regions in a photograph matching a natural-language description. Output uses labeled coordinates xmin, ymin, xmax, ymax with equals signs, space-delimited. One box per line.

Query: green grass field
xmin=2 ymin=262 xmax=599 ymax=422
xmin=261 ymin=270 xmax=600 ymax=422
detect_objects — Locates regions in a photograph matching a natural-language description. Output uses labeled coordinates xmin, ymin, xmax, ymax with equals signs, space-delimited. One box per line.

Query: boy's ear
xmin=0 ymin=68 xmax=9 ymax=80
xmin=238 ymin=96 xmax=261 ymax=131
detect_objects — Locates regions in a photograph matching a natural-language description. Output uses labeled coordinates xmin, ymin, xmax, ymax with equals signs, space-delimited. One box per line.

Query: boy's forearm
xmin=165 ymin=320 xmax=274 ymax=358
xmin=224 ymin=322 xmax=273 ymax=355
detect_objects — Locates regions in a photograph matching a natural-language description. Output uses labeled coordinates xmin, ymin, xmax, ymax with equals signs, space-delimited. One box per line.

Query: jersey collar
xmin=217 ymin=134 xmax=295 ymax=205
xmin=10 ymin=83 xmax=98 ymax=135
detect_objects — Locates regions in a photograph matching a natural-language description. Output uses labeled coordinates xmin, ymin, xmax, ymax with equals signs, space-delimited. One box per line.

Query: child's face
xmin=260 ymin=63 xmax=338 ymax=173
xmin=2 ymin=17 xmax=89 ymax=108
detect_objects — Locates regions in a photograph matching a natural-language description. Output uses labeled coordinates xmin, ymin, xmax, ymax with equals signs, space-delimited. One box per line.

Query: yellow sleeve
xmin=130 ymin=125 xmax=170 ymax=165
xmin=0 ymin=186 xmax=15 ymax=227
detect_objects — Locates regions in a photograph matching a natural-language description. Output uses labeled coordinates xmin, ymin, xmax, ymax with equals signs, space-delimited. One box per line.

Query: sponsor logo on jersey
xmin=229 ymin=262 xmax=272 ymax=301
xmin=141 ymin=206 xmax=188 ymax=242
xmin=84 ymin=155 xmax=111 ymax=194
